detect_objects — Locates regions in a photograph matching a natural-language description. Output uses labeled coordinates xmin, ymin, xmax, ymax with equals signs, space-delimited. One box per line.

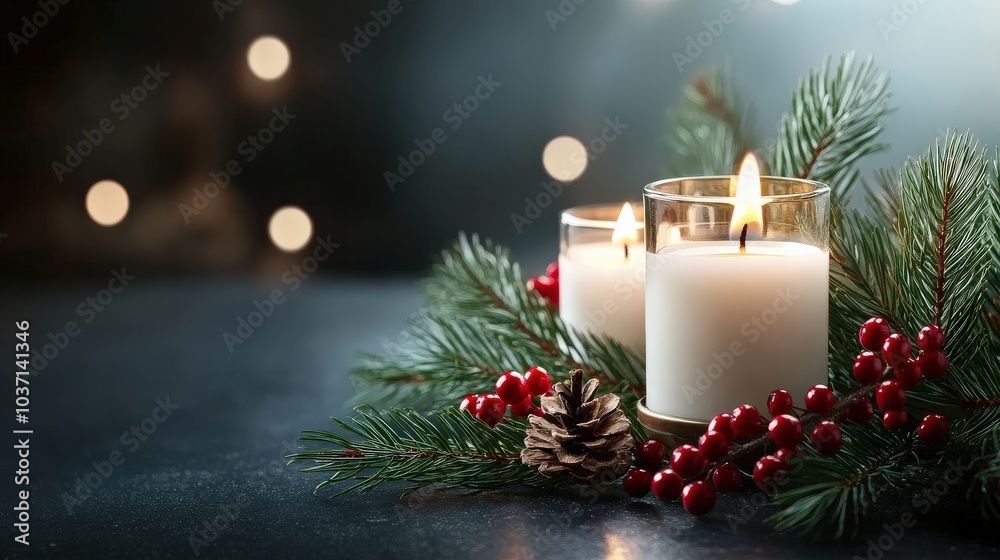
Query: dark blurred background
xmin=2 ymin=0 xmax=999 ymax=282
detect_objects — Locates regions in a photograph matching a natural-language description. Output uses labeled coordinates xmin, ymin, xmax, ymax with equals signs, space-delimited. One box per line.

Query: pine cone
xmin=521 ymin=369 xmax=634 ymax=483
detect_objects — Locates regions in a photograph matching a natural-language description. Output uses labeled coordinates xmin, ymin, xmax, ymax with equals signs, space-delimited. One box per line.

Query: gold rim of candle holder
xmin=636 ymin=397 xmax=708 ymax=450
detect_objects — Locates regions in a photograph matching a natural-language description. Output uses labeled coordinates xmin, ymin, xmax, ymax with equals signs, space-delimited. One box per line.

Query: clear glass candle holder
xmin=640 ymin=176 xmax=831 ymax=440
xmin=558 ymin=203 xmax=645 ymax=352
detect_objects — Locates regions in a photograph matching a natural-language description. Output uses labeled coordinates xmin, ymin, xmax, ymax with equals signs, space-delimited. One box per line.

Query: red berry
xmin=918 ymin=414 xmax=949 ymax=444
xmin=875 ymin=380 xmax=906 ymax=411
xmin=474 ymin=394 xmax=506 ymax=426
xmin=917 ymin=351 xmax=948 ymax=379
xmin=846 ymin=397 xmax=874 ymax=423
xmin=767 ymin=390 xmax=794 ymax=416
xmin=917 ymin=325 xmax=944 ymax=351
xmin=545 ymin=261 xmax=559 ymax=280
xmin=669 ymin=444 xmax=706 ymax=478
xmin=708 ymin=413 xmax=736 ymax=441
xmin=526 ymin=405 xmax=542 ymax=417
xmin=768 ymin=414 xmax=804 ymax=448
xmin=881 ymin=333 xmax=913 ymax=368
xmin=635 ymin=440 xmax=666 ymax=471
xmin=623 ymin=468 xmax=653 ymax=498
xmin=774 ymin=447 xmax=802 ymax=466
xmin=730 ymin=405 xmax=762 ymax=438
xmin=853 ymin=351 xmax=884 ymax=385
xmin=509 ymin=396 xmax=534 ymax=417
xmin=651 ymin=469 xmax=684 ymax=501
xmin=698 ymin=431 xmax=729 ymax=462
xmin=859 ymin=317 xmax=892 ymax=352
xmin=527 ymin=275 xmax=559 ymax=306
xmin=882 ymin=409 xmax=909 ymax=430
xmin=894 ymin=359 xmax=923 ymax=388
xmin=810 ymin=421 xmax=842 ymax=456
xmin=805 ymin=385 xmax=836 ymax=414
xmin=681 ymin=481 xmax=717 ymax=516
xmin=459 ymin=394 xmax=481 ymax=415
xmin=523 ymin=366 xmax=552 ymax=396
xmin=711 ymin=463 xmax=742 ymax=492
xmin=495 ymin=372 xmax=528 ymax=405
xmin=753 ymin=456 xmax=788 ymax=491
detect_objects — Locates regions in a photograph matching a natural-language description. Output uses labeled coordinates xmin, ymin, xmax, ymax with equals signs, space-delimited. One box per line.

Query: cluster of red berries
xmin=526 ymin=262 xmax=559 ymax=306
xmin=856 ymin=318 xmax=950 ymax=442
xmin=620 ymin=431 xmax=737 ymax=515
xmin=619 ymin=317 xmax=953 ymax=517
xmin=459 ymin=367 xmax=552 ymax=426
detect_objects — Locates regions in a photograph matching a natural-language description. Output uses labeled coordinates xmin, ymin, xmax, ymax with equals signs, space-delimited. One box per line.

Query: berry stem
xmin=720 ymin=381 xmax=881 ymax=466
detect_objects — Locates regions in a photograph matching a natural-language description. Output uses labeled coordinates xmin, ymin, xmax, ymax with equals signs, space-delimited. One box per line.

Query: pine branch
xmin=289 ymin=407 xmax=565 ymax=496
xmin=353 ymin=234 xmax=645 ymax=411
xmin=768 ymin=424 xmax=917 ymax=539
xmin=767 ymin=52 xmax=891 ymax=198
xmin=779 ymin=131 xmax=1000 ymax=535
xmin=665 ymin=66 xmax=756 ymax=176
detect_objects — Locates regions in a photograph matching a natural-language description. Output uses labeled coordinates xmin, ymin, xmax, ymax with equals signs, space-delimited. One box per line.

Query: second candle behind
xmin=558 ymin=203 xmax=645 ymax=353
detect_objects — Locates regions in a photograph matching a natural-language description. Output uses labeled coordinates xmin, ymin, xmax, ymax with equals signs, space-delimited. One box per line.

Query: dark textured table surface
xmin=2 ymin=279 xmax=998 ymax=559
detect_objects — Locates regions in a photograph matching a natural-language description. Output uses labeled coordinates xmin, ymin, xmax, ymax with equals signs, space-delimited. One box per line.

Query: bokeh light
xmin=85 ymin=180 xmax=130 ymax=226
xmin=542 ymin=136 xmax=588 ymax=183
xmin=247 ymin=36 xmax=291 ymax=81
xmin=268 ymin=206 xmax=313 ymax=252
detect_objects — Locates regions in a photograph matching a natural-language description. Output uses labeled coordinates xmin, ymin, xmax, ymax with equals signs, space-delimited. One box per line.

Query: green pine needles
xmin=292 ymin=52 xmax=1000 ymax=539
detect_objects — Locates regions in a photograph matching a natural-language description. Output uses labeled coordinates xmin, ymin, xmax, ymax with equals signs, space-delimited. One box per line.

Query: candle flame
xmin=612 ymin=203 xmax=638 ymax=247
xmin=729 ymin=153 xmax=763 ymax=242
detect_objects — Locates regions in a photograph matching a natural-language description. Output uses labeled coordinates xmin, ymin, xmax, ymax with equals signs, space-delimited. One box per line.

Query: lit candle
xmin=559 ymin=203 xmax=645 ymax=352
xmin=643 ymin=155 xmax=830 ymax=421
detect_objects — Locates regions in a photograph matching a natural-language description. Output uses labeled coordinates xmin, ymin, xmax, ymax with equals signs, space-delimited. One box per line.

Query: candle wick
xmin=739 ymin=223 xmax=748 ymax=254
xmin=623 ymin=243 xmax=629 ymax=261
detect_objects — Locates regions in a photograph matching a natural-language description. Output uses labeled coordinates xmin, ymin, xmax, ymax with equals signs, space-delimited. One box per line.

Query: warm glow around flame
xmin=611 ymin=203 xmax=638 ymax=246
xmin=729 ymin=153 xmax=764 ymax=241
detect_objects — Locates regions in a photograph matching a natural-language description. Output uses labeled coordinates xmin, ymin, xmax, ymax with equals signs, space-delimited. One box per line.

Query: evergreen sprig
xmin=664 ymin=65 xmax=756 ymax=176
xmin=768 ymin=52 xmax=891 ymax=198
xmin=776 ymin=131 xmax=1000 ymax=537
xmin=289 ymin=407 xmax=565 ymax=496
xmin=351 ymin=234 xmax=645 ymax=412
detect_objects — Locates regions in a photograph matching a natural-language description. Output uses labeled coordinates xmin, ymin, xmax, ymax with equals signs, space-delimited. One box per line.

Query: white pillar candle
xmin=643 ymin=154 xmax=830 ymax=421
xmin=645 ymin=241 xmax=828 ymax=419
xmin=559 ymin=204 xmax=645 ymax=352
